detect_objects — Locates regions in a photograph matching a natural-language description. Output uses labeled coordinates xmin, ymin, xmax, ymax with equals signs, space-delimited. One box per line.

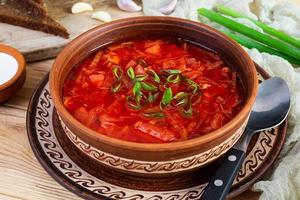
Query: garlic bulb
xmin=71 ymin=2 xmax=93 ymax=14
xmin=91 ymin=11 xmax=112 ymax=22
xmin=117 ymin=0 xmax=142 ymax=12
xmin=158 ymin=0 xmax=177 ymax=15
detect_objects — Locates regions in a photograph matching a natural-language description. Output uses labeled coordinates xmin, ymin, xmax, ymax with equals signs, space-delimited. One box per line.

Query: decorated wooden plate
xmin=26 ymin=66 xmax=287 ymax=200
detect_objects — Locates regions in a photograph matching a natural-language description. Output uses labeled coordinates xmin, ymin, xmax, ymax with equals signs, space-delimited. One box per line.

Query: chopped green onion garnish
xmin=167 ymin=74 xmax=181 ymax=84
xmin=126 ymin=96 xmax=141 ymax=110
xmin=133 ymin=81 xmax=141 ymax=96
xmin=173 ymin=92 xmax=188 ymax=100
xmin=143 ymin=112 xmax=165 ymax=119
xmin=161 ymin=87 xmax=173 ymax=106
xmin=112 ymin=65 xmax=123 ymax=81
xmin=136 ymin=92 xmax=142 ymax=104
xmin=185 ymin=78 xmax=199 ymax=94
xmin=134 ymin=74 xmax=148 ymax=82
xmin=148 ymin=92 xmax=154 ymax=103
xmin=148 ymin=70 xmax=160 ymax=83
xmin=173 ymin=92 xmax=189 ymax=106
xmin=141 ymin=82 xmax=157 ymax=91
xmin=179 ymin=98 xmax=193 ymax=117
xmin=189 ymin=86 xmax=198 ymax=95
xmin=148 ymin=92 xmax=160 ymax=104
xmin=147 ymin=92 xmax=159 ymax=103
xmin=111 ymin=82 xmax=122 ymax=93
xmin=176 ymin=98 xmax=188 ymax=107
xmin=127 ymin=67 xmax=135 ymax=80
xmin=180 ymin=106 xmax=193 ymax=118
xmin=160 ymin=69 xmax=181 ymax=75
xmin=185 ymin=78 xmax=197 ymax=85
xmin=128 ymin=104 xmax=141 ymax=110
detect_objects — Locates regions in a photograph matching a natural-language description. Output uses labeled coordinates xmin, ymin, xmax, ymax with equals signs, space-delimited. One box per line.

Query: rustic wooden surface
xmin=1 ymin=0 xmax=300 ymax=199
xmin=0 ymin=0 xmax=142 ymax=62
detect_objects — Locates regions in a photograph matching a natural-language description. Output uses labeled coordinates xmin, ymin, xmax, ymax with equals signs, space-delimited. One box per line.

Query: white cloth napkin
xmin=142 ymin=1 xmax=300 ymax=199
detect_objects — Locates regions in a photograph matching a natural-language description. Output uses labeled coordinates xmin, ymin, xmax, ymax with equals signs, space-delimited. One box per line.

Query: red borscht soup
xmin=62 ymin=39 xmax=244 ymax=143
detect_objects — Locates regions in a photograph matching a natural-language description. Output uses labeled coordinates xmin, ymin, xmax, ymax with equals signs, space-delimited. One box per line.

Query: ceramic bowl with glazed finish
xmin=50 ymin=17 xmax=258 ymax=177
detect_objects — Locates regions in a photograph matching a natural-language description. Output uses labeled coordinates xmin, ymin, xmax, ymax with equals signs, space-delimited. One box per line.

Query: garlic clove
xmin=117 ymin=0 xmax=142 ymax=12
xmin=71 ymin=2 xmax=93 ymax=14
xmin=91 ymin=11 xmax=112 ymax=22
xmin=158 ymin=0 xmax=177 ymax=15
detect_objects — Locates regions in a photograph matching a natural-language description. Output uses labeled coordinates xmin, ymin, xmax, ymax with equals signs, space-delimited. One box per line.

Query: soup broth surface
xmin=62 ymin=39 xmax=244 ymax=143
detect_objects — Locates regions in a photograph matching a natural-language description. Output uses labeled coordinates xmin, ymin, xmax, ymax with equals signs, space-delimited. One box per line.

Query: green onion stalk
xmin=223 ymin=32 xmax=300 ymax=66
xmin=198 ymin=8 xmax=300 ymax=62
xmin=216 ymin=5 xmax=300 ymax=49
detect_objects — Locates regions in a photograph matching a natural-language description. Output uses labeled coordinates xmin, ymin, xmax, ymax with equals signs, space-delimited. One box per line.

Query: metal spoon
xmin=200 ymin=77 xmax=291 ymax=200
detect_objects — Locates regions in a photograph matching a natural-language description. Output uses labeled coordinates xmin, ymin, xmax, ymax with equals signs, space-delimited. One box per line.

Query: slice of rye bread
xmin=13 ymin=0 xmax=47 ymax=17
xmin=0 ymin=1 xmax=69 ymax=38
xmin=31 ymin=0 xmax=46 ymax=11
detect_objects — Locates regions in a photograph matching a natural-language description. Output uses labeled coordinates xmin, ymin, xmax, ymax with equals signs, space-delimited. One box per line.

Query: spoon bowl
xmin=201 ymin=77 xmax=291 ymax=200
xmin=249 ymin=77 xmax=290 ymax=131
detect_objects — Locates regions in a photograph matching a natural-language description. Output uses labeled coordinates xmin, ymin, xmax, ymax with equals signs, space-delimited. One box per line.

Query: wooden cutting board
xmin=0 ymin=0 xmax=142 ymax=62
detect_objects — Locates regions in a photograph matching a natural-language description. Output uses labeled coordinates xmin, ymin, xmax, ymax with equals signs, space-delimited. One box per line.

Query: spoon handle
xmin=199 ymin=148 xmax=246 ymax=200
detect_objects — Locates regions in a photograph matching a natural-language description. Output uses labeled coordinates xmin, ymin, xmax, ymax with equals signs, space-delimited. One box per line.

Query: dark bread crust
xmin=14 ymin=0 xmax=47 ymax=17
xmin=33 ymin=0 xmax=43 ymax=3
xmin=0 ymin=1 xmax=69 ymax=38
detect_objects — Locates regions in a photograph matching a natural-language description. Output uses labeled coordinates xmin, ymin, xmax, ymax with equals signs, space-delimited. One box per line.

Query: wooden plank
xmin=0 ymin=112 xmax=81 ymax=200
xmin=0 ymin=59 xmax=80 ymax=199
xmin=0 ymin=0 xmax=141 ymax=62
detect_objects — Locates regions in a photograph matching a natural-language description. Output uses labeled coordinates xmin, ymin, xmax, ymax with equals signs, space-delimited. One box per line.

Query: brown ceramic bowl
xmin=0 ymin=44 xmax=26 ymax=103
xmin=50 ymin=17 xmax=258 ymax=177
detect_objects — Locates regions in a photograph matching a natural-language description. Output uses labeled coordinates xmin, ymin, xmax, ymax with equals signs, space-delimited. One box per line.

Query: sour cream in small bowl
xmin=0 ymin=44 xmax=26 ymax=103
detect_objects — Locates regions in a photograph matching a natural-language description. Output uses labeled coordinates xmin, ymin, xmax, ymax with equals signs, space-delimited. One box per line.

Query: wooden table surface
xmin=1 ymin=0 xmax=299 ymax=199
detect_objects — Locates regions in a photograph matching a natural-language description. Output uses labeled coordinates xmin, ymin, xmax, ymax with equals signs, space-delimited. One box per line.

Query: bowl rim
xmin=50 ymin=16 xmax=258 ymax=152
xmin=0 ymin=44 xmax=25 ymax=91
